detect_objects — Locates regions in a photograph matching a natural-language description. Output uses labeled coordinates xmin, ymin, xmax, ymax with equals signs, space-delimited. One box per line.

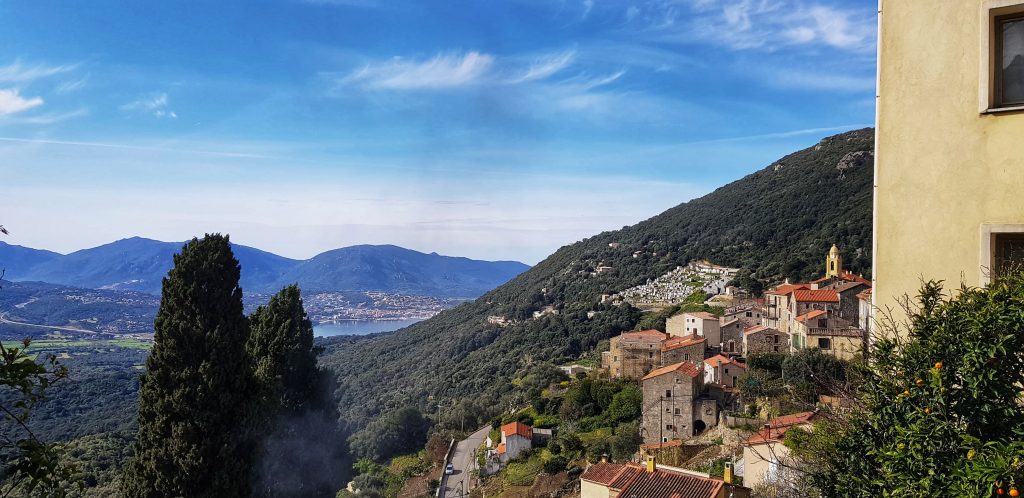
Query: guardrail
xmin=436 ymin=438 xmax=456 ymax=498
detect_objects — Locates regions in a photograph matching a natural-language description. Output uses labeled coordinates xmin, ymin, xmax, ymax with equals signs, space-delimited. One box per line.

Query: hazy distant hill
xmin=0 ymin=242 xmax=62 ymax=279
xmin=0 ymin=238 xmax=529 ymax=298
xmin=277 ymin=245 xmax=531 ymax=298
xmin=319 ymin=128 xmax=875 ymax=430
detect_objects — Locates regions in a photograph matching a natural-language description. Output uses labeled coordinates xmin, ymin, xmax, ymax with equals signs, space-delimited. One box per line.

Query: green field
xmin=2 ymin=337 xmax=152 ymax=352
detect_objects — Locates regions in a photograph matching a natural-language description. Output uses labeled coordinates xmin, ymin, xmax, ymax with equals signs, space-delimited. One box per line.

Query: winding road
xmin=441 ymin=426 xmax=489 ymax=498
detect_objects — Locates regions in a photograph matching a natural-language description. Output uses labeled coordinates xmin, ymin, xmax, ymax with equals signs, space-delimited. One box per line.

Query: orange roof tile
xmin=661 ymin=334 xmax=705 ymax=352
xmin=581 ymin=463 xmax=627 ymax=485
xmin=744 ymin=411 xmax=817 ymax=446
xmin=501 ymin=422 xmax=533 ymax=439
xmin=620 ymin=329 xmax=668 ymax=341
xmin=765 ymin=283 xmax=810 ymax=295
xmin=496 ymin=442 xmax=506 ymax=454
xmin=792 ymin=289 xmax=839 ymax=303
xmin=684 ymin=311 xmax=718 ymax=321
xmin=608 ymin=464 xmax=727 ymax=498
xmin=704 ymin=354 xmax=747 ymax=369
xmin=795 ymin=309 xmax=828 ymax=322
xmin=642 ymin=361 xmax=702 ymax=381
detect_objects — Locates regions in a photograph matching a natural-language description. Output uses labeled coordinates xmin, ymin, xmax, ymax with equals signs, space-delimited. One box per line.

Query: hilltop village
xmin=462 ymin=245 xmax=872 ymax=498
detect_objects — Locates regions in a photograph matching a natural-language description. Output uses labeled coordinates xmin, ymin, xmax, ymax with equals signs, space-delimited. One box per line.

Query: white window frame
xmin=980 ymin=1 xmax=1024 ymax=113
xmin=980 ymin=223 xmax=1024 ymax=284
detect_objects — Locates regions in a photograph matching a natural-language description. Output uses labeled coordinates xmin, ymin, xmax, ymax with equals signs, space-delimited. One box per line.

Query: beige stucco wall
xmin=875 ymin=0 xmax=1024 ymax=329
xmin=742 ymin=442 xmax=790 ymax=491
xmin=580 ymin=480 xmax=612 ymax=498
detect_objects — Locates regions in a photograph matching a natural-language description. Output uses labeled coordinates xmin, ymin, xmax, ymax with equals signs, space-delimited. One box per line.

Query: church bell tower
xmin=826 ymin=244 xmax=843 ymax=278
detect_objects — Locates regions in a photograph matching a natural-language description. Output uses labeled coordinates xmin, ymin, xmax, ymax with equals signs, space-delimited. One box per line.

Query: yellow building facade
xmin=874 ymin=0 xmax=1024 ymax=327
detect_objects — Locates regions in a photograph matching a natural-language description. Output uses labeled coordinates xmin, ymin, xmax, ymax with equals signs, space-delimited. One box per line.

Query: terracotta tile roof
xmin=661 ymin=334 xmax=705 ymax=352
xmin=581 ymin=463 xmax=627 ymax=485
xmin=684 ymin=311 xmax=718 ymax=321
xmin=620 ymin=329 xmax=668 ymax=342
xmin=611 ymin=466 xmax=725 ymax=498
xmin=833 ymin=281 xmax=869 ymax=293
xmin=704 ymin=354 xmax=747 ymax=369
xmin=794 ymin=309 xmax=828 ymax=322
xmin=792 ymin=289 xmax=839 ymax=303
xmin=608 ymin=465 xmax=646 ymax=490
xmin=496 ymin=442 xmax=506 ymax=454
xmin=840 ymin=271 xmax=871 ymax=285
xmin=744 ymin=411 xmax=818 ymax=446
xmin=743 ymin=325 xmax=784 ymax=336
xmin=501 ymin=422 xmax=533 ymax=440
xmin=765 ymin=283 xmax=810 ymax=295
xmin=642 ymin=361 xmax=702 ymax=381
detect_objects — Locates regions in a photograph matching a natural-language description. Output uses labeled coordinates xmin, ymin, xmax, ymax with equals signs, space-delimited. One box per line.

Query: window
xmin=648 ymin=352 xmax=654 ymax=359
xmin=774 ymin=335 xmax=780 ymax=344
xmin=684 ymin=354 xmax=690 ymax=361
xmin=818 ymin=318 xmax=828 ymax=328
xmin=996 ymin=13 xmax=1024 ymax=107
xmin=995 ymin=232 xmax=1024 ymax=275
xmin=666 ymin=424 xmax=673 ymax=431
xmin=982 ymin=225 xmax=1024 ymax=283
xmin=674 ymin=408 xmax=680 ymax=415
xmin=665 ymin=390 xmax=672 ymax=398
xmin=818 ymin=338 xmax=832 ymax=350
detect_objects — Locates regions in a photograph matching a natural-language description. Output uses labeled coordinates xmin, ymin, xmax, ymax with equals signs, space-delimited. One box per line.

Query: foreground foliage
xmin=803 ymin=275 xmax=1024 ymax=497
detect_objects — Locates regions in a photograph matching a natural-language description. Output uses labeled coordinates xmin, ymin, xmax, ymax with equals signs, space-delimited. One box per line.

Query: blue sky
xmin=0 ymin=0 xmax=877 ymax=264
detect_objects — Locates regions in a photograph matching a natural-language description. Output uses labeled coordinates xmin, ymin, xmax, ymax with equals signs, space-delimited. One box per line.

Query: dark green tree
xmin=248 ymin=285 xmax=318 ymax=416
xmin=123 ymin=234 xmax=253 ymax=498
xmin=248 ymin=285 xmax=348 ymax=498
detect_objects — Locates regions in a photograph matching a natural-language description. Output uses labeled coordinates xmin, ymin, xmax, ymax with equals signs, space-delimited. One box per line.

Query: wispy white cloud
xmin=120 ymin=92 xmax=177 ymax=118
xmin=640 ymin=0 xmax=875 ymax=53
xmin=507 ymin=50 xmax=575 ymax=84
xmin=0 ymin=89 xmax=43 ymax=116
xmin=0 ymin=60 xmax=78 ymax=83
xmin=54 ymin=75 xmax=89 ymax=94
xmin=342 ymin=52 xmax=495 ymax=90
xmin=582 ymin=0 xmax=595 ymax=19
xmin=0 ymin=107 xmax=89 ymax=125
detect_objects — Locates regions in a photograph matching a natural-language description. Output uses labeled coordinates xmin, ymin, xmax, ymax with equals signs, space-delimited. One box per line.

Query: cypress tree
xmin=248 ymin=285 xmax=348 ymax=497
xmin=123 ymin=234 xmax=253 ymax=498
xmin=248 ymin=284 xmax=318 ymax=415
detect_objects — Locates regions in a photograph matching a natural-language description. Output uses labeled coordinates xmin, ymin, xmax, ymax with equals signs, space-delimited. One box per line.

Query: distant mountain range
xmin=0 ymin=238 xmax=529 ymax=298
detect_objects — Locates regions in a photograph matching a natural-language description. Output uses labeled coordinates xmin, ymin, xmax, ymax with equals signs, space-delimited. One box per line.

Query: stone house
xmin=791 ymin=310 xmax=866 ymax=360
xmin=660 ymin=334 xmax=706 ymax=368
xmin=743 ymin=325 xmax=789 ymax=355
xmin=703 ymin=354 xmax=746 ymax=388
xmin=762 ymin=283 xmax=810 ymax=332
xmin=667 ymin=311 xmax=721 ymax=346
xmin=722 ymin=306 xmax=765 ymax=328
xmin=719 ymin=318 xmax=745 ymax=355
xmin=601 ymin=329 xmax=667 ymax=379
xmin=641 ymin=361 xmax=704 ymax=444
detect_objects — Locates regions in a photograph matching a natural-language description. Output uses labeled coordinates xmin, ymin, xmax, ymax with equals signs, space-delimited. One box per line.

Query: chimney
xmin=764 ymin=423 xmax=772 ymax=439
xmin=646 ymin=456 xmax=656 ymax=473
xmin=723 ymin=461 xmax=733 ymax=484
xmin=601 ymin=454 xmax=608 ymax=464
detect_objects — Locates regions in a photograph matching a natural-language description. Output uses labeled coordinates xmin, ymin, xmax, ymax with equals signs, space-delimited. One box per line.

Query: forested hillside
xmin=320 ymin=128 xmax=874 ymax=433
